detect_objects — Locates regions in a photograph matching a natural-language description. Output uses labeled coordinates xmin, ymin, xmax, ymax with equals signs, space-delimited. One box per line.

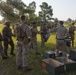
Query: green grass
xmin=0 ymin=24 xmax=76 ymax=75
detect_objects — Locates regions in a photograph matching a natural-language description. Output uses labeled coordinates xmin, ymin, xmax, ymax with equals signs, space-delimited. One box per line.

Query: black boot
xmin=23 ymin=66 xmax=33 ymax=72
xmin=17 ymin=65 xmax=22 ymax=70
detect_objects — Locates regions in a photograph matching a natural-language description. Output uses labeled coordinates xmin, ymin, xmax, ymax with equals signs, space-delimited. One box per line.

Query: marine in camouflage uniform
xmin=69 ymin=22 xmax=76 ymax=47
xmin=0 ymin=33 xmax=8 ymax=59
xmin=49 ymin=21 xmax=69 ymax=57
xmin=30 ymin=22 xmax=40 ymax=54
xmin=2 ymin=21 xmax=15 ymax=56
xmin=15 ymin=15 xmax=32 ymax=71
xmin=40 ymin=23 xmax=48 ymax=47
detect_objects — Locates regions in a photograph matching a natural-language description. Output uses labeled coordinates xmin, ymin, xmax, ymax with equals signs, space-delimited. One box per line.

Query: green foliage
xmin=27 ymin=1 xmax=36 ymax=10
xmin=0 ymin=25 xmax=76 ymax=75
xmin=0 ymin=0 xmax=37 ymax=25
xmin=67 ymin=18 xmax=72 ymax=23
xmin=39 ymin=2 xmax=53 ymax=22
xmin=0 ymin=1 xmax=54 ymax=26
xmin=54 ymin=18 xmax=58 ymax=23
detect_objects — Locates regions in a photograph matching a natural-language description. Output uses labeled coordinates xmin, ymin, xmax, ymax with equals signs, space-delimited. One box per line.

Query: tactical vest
xmin=15 ymin=23 xmax=28 ymax=42
xmin=2 ymin=27 xmax=12 ymax=40
xmin=31 ymin=28 xmax=37 ymax=37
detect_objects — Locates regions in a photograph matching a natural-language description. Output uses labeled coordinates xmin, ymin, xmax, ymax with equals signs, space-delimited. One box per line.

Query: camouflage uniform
xmin=2 ymin=22 xmax=14 ymax=56
xmin=0 ymin=33 xmax=8 ymax=59
xmin=15 ymin=22 xmax=32 ymax=69
xmin=69 ymin=23 xmax=76 ymax=47
xmin=49 ymin=21 xmax=68 ymax=57
xmin=30 ymin=22 xmax=40 ymax=53
xmin=40 ymin=24 xmax=48 ymax=47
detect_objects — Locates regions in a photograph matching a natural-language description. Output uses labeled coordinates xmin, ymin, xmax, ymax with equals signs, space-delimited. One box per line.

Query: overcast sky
xmin=22 ymin=0 xmax=76 ymax=21
xmin=0 ymin=0 xmax=76 ymax=21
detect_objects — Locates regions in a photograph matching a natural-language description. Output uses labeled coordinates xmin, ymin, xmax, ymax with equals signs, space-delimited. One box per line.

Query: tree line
xmin=0 ymin=0 xmax=54 ymax=25
xmin=0 ymin=0 xmax=76 ymax=26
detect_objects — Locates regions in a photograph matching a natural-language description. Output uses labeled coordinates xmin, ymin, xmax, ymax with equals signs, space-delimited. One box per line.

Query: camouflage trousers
xmin=41 ymin=35 xmax=45 ymax=47
xmin=56 ymin=40 xmax=67 ymax=56
xmin=69 ymin=34 xmax=74 ymax=47
xmin=31 ymin=37 xmax=38 ymax=52
xmin=3 ymin=39 xmax=14 ymax=56
xmin=16 ymin=40 xmax=29 ymax=67
xmin=0 ymin=42 xmax=5 ymax=57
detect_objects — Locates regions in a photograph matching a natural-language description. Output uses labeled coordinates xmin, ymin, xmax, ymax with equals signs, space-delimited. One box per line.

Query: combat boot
xmin=2 ymin=56 xmax=9 ymax=59
xmin=17 ymin=65 xmax=22 ymax=70
xmin=23 ymin=66 xmax=33 ymax=72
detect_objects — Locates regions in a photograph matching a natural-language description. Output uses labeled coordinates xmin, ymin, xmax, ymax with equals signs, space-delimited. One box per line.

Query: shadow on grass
xmin=0 ymin=42 xmax=76 ymax=75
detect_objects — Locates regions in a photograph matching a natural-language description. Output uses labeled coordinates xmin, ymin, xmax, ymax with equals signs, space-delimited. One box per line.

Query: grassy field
xmin=0 ymin=24 xmax=76 ymax=75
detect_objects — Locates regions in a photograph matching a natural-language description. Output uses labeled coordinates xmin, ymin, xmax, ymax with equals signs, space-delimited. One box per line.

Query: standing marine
xmin=2 ymin=21 xmax=15 ymax=56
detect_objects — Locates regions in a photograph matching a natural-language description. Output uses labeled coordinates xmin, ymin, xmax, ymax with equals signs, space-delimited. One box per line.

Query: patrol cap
xmin=20 ymin=15 xmax=26 ymax=20
xmin=31 ymin=21 xmax=36 ymax=24
xmin=59 ymin=21 xmax=64 ymax=25
xmin=4 ymin=21 xmax=11 ymax=25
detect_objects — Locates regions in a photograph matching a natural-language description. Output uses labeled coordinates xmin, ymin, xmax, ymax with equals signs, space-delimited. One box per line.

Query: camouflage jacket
xmin=2 ymin=27 xmax=13 ymax=40
xmin=40 ymin=25 xmax=48 ymax=35
xmin=31 ymin=27 xmax=40 ymax=37
xmin=69 ymin=26 xmax=76 ymax=34
xmin=14 ymin=23 xmax=32 ymax=44
xmin=49 ymin=25 xmax=69 ymax=39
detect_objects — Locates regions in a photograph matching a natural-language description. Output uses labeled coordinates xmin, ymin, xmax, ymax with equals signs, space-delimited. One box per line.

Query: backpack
xmin=14 ymin=23 xmax=27 ymax=39
xmin=14 ymin=23 xmax=31 ymax=44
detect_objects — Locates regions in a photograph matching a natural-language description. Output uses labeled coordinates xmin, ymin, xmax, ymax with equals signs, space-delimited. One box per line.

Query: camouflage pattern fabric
xmin=15 ymin=23 xmax=31 ymax=67
xmin=2 ymin=26 xmax=14 ymax=56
